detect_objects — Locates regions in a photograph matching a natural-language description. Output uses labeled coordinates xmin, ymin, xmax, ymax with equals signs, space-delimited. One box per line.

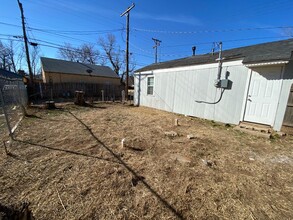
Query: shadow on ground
xmin=12 ymin=109 xmax=185 ymax=220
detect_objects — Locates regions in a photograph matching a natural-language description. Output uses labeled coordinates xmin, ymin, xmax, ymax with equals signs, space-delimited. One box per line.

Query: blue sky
xmin=1 ymin=0 xmax=293 ymax=70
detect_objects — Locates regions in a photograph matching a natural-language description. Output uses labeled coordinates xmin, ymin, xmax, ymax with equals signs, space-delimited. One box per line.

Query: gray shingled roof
xmin=0 ymin=68 xmax=23 ymax=79
xmin=136 ymin=38 xmax=293 ymax=72
xmin=41 ymin=57 xmax=119 ymax=78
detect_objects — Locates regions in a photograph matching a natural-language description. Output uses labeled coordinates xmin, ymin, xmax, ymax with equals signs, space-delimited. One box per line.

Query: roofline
xmin=244 ymin=60 xmax=289 ymax=67
xmin=43 ymin=70 xmax=120 ymax=79
xmin=135 ymin=59 xmax=244 ymax=74
xmin=135 ymin=38 xmax=293 ymax=72
xmin=40 ymin=56 xmax=110 ymax=68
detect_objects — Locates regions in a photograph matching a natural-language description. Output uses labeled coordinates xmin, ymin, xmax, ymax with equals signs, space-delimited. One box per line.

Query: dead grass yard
xmin=0 ymin=102 xmax=293 ymax=219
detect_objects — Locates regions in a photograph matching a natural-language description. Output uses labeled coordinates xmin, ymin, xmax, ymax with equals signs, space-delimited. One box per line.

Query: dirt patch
xmin=0 ymin=102 xmax=293 ymax=219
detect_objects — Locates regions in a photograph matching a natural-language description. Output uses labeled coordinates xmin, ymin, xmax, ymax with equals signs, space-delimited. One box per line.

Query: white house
xmin=134 ymin=39 xmax=293 ymax=131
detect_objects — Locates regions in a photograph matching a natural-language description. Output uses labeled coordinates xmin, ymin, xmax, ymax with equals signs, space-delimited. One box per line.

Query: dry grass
xmin=0 ymin=102 xmax=293 ymax=219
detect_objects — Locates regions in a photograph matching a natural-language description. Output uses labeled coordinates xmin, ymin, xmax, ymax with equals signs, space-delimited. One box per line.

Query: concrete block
xmin=164 ymin=131 xmax=178 ymax=137
xmin=187 ymin=134 xmax=196 ymax=139
xmin=174 ymin=118 xmax=179 ymax=126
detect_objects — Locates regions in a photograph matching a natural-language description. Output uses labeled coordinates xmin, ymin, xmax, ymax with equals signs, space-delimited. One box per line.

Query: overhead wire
xmin=133 ymin=26 xmax=293 ymax=35
xmin=25 ymin=0 xmax=125 ymax=27
xmin=2 ymin=1 xmax=293 ymax=68
xmin=27 ymin=26 xmax=125 ymax=35
xmin=0 ymin=36 xmax=148 ymax=67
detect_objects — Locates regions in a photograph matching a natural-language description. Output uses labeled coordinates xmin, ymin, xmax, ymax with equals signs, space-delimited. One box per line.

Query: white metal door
xmin=244 ymin=66 xmax=283 ymax=126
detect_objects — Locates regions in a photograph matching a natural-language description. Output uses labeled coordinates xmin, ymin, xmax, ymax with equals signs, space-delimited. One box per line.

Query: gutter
xmin=245 ymin=61 xmax=289 ymax=67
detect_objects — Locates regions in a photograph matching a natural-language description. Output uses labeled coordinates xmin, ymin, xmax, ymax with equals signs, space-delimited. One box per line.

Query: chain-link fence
xmin=0 ymin=75 xmax=27 ymax=137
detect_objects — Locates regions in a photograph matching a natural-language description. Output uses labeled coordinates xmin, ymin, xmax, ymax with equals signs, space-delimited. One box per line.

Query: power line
xmin=0 ymin=17 xmax=124 ymax=36
xmin=0 ymin=36 xmax=147 ymax=67
xmin=25 ymin=0 xmax=125 ymax=27
xmin=162 ymin=36 xmax=291 ymax=48
xmin=0 ymin=21 xmax=125 ymax=43
xmin=27 ymin=27 xmax=125 ymax=35
xmin=133 ymin=26 xmax=293 ymax=35
xmin=0 ymin=21 xmax=22 ymax=28
xmin=2 ymin=32 xmax=291 ymax=59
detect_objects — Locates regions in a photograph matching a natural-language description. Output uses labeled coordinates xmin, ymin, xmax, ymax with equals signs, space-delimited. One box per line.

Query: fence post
xmin=17 ymin=81 xmax=27 ymax=116
xmin=39 ymin=82 xmax=43 ymax=99
xmin=49 ymin=78 xmax=53 ymax=100
xmin=112 ymin=86 xmax=115 ymax=101
xmin=0 ymin=88 xmax=13 ymax=138
xmin=101 ymin=90 xmax=104 ymax=102
xmin=122 ymin=90 xmax=125 ymax=103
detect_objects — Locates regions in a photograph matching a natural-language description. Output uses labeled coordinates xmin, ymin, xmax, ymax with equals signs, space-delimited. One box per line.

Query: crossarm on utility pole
xmin=121 ymin=3 xmax=135 ymax=101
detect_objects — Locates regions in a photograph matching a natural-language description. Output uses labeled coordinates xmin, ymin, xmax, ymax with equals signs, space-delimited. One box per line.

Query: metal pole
xmin=0 ymin=88 xmax=12 ymax=137
xmin=217 ymin=42 xmax=223 ymax=81
xmin=215 ymin=42 xmax=223 ymax=88
xmin=16 ymin=81 xmax=27 ymax=116
xmin=17 ymin=0 xmax=33 ymax=85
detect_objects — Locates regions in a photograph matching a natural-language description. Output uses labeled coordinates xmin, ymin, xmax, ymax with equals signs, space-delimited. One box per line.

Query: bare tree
xmin=58 ymin=43 xmax=100 ymax=64
xmin=99 ymin=34 xmax=121 ymax=75
xmin=7 ymin=41 xmax=17 ymax=73
xmin=78 ymin=43 xmax=100 ymax=64
xmin=98 ymin=34 xmax=136 ymax=83
xmin=16 ymin=44 xmax=25 ymax=71
xmin=0 ymin=40 xmax=9 ymax=70
xmin=58 ymin=43 xmax=78 ymax=62
xmin=30 ymin=45 xmax=41 ymax=76
xmin=0 ymin=40 xmax=24 ymax=72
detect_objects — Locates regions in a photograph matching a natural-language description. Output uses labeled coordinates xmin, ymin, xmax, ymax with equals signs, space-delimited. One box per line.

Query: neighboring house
xmin=0 ymin=68 xmax=23 ymax=80
xmin=0 ymin=68 xmax=24 ymax=89
xmin=134 ymin=39 xmax=293 ymax=131
xmin=41 ymin=57 xmax=120 ymax=85
xmin=0 ymin=68 xmax=27 ymax=105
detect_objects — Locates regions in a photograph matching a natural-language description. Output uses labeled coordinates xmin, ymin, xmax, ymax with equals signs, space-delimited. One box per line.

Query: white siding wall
xmin=274 ymin=62 xmax=293 ymax=130
xmin=134 ymin=60 xmax=250 ymax=125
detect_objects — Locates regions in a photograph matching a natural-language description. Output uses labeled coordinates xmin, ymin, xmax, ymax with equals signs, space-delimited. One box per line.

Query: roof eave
xmin=244 ymin=60 xmax=289 ymax=67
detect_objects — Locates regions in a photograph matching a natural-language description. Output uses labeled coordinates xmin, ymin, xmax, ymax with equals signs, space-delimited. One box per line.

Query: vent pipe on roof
xmin=192 ymin=46 xmax=196 ymax=56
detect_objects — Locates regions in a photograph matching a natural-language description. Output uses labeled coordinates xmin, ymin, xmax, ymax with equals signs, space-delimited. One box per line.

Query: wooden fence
xmin=34 ymin=82 xmax=124 ymax=101
xmin=282 ymin=83 xmax=293 ymax=127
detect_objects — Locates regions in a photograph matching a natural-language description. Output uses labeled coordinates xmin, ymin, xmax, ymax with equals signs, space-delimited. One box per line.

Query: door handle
xmin=248 ymin=98 xmax=252 ymax=102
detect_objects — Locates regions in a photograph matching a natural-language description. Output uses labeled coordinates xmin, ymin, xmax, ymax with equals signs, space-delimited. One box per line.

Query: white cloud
xmin=41 ymin=0 xmax=116 ymax=17
xmin=133 ymin=12 xmax=202 ymax=26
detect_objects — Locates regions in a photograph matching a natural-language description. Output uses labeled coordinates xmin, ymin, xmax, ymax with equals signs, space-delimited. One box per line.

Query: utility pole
xmin=121 ymin=3 xmax=135 ymax=101
xmin=17 ymin=0 xmax=33 ymax=84
xmin=152 ymin=38 xmax=162 ymax=63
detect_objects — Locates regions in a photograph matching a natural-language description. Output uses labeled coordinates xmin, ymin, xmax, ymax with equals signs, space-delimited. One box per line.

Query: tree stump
xmin=74 ymin=91 xmax=85 ymax=106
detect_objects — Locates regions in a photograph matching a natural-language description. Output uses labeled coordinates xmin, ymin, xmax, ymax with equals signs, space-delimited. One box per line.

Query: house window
xmin=147 ymin=76 xmax=154 ymax=95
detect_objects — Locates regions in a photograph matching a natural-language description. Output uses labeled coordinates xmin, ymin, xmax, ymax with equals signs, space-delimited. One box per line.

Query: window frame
xmin=146 ymin=76 xmax=154 ymax=95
